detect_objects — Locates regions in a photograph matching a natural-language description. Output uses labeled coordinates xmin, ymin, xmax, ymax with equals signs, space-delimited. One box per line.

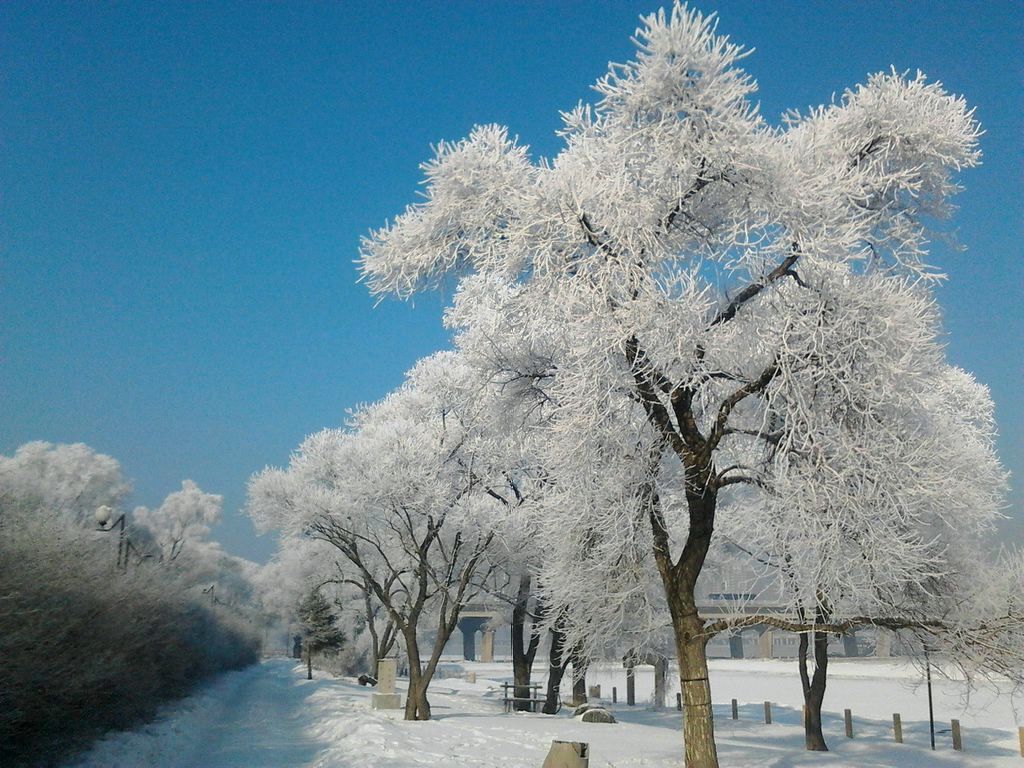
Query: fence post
xmin=893 ymin=713 xmax=903 ymax=744
xmin=676 ymin=692 xmax=682 ymax=711
xmin=951 ymin=719 xmax=962 ymax=751
xmin=763 ymin=701 xmax=772 ymax=724
xmin=844 ymin=709 xmax=853 ymax=738
xmin=612 ymin=686 xmax=617 ymax=704
xmin=731 ymin=699 xmax=738 ymax=720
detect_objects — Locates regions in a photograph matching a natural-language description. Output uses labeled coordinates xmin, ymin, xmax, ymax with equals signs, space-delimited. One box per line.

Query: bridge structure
xmin=697 ymin=594 xmax=876 ymax=658
xmin=452 ymin=597 xmax=884 ymax=663
xmin=456 ymin=603 xmax=504 ymax=662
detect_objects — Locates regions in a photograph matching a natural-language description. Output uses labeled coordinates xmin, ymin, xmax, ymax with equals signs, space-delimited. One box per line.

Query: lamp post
xmin=924 ymin=646 xmax=936 ymax=751
xmin=95 ymin=504 xmax=129 ymax=571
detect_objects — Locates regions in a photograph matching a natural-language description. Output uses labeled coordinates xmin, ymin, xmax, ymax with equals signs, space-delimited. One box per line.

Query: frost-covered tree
xmin=249 ymin=353 xmax=517 ymax=720
xmin=446 ymin=277 xmax=590 ymax=713
xmin=133 ymin=480 xmax=222 ymax=564
xmin=0 ymin=441 xmax=130 ymax=526
xmin=259 ymin=533 xmax=399 ymax=672
xmin=357 ymin=4 xmax=991 ymax=765
xmin=717 ymin=334 xmax=1011 ymax=751
xmin=296 ymin=587 xmax=346 ymax=679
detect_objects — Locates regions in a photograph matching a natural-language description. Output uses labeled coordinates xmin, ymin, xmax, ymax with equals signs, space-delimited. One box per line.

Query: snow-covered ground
xmin=66 ymin=657 xmax=1023 ymax=767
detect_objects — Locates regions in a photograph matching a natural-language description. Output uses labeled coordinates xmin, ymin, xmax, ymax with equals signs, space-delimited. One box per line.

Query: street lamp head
xmin=95 ymin=505 xmax=113 ymax=527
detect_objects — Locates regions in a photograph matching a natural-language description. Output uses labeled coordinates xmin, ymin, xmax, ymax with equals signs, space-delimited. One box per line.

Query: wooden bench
xmin=501 ymin=682 xmax=546 ymax=713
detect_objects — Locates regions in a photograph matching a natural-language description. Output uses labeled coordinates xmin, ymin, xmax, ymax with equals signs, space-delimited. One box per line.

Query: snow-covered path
xmin=67 ymin=661 xmax=337 ymax=768
xmin=172 ymin=661 xmax=328 ymax=766
xmin=67 ymin=658 xmax=1024 ymax=767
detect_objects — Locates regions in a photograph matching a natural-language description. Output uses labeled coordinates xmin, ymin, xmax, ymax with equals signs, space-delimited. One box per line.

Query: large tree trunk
xmin=542 ymin=618 xmax=569 ymax=714
xmin=655 ymin=484 xmax=720 ymax=768
xmin=570 ymin=651 xmax=588 ymax=705
xmin=797 ymin=608 xmax=830 ymax=751
xmin=402 ymin=628 xmax=431 ymax=721
xmin=671 ymin=607 xmax=718 ymax=768
xmin=512 ymin=574 xmax=543 ymax=712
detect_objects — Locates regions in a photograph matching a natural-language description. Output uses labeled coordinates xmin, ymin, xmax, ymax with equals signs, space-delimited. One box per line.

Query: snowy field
xmin=67 ymin=657 xmax=1023 ymax=767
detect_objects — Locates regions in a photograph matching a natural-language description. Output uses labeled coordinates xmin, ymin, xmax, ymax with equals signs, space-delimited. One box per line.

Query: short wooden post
xmin=626 ymin=667 xmax=635 ymax=706
xmin=612 ymin=686 xmax=617 ymax=704
xmin=844 ymin=708 xmax=853 ymax=738
xmin=951 ymin=719 xmax=962 ymax=751
xmin=676 ymin=692 xmax=682 ymax=711
xmin=763 ymin=701 xmax=772 ymax=724
xmin=731 ymin=699 xmax=738 ymax=720
xmin=893 ymin=713 xmax=903 ymax=743
xmin=1017 ymin=725 xmax=1023 ymax=757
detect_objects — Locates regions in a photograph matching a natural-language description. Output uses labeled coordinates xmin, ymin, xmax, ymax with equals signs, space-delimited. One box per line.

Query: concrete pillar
xmin=874 ymin=629 xmax=892 ymax=658
xmin=757 ymin=629 xmax=774 ymax=659
xmin=481 ymin=629 xmax=495 ymax=663
xmin=729 ymin=632 xmax=744 ymax=659
xmin=542 ymin=740 xmax=589 ymax=768
xmin=371 ymin=658 xmax=402 ymax=709
xmin=457 ymin=617 xmax=487 ymax=660
xmin=842 ymin=630 xmax=859 ymax=657
xmin=377 ymin=658 xmax=396 ymax=692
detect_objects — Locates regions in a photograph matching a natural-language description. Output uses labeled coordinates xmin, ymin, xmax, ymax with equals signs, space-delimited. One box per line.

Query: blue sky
xmin=3 ymin=1 xmax=1021 ymax=562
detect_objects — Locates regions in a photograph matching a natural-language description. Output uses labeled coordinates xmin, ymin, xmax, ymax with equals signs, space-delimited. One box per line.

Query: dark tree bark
xmin=313 ymin=494 xmax=495 ymax=723
xmin=511 ymin=573 xmax=543 ymax=711
xmin=798 ymin=605 xmax=830 ymax=751
xmin=306 ymin=651 xmax=313 ymax=680
xmin=542 ymin=615 xmax=570 ymax=714
xmin=402 ymin=626 xmax=431 ymax=720
xmin=570 ymin=651 xmax=588 ymax=705
xmin=654 ymin=485 xmax=720 ymax=768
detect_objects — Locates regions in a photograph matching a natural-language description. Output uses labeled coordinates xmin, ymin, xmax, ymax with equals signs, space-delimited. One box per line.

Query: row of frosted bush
xmin=0 ymin=508 xmax=260 ymax=767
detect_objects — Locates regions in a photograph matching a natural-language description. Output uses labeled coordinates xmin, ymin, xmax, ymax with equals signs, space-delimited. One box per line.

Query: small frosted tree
xmin=296 ymin=587 xmax=346 ymax=679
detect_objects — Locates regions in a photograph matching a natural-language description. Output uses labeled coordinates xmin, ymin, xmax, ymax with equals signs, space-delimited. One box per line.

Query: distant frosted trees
xmin=356 ymin=3 xmax=1013 ymax=766
xmin=0 ymin=441 xmax=130 ymax=525
xmin=0 ymin=441 xmax=259 ymax=767
xmin=133 ymin=480 xmax=222 ymax=564
xmin=249 ymin=352 xmax=520 ymax=720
